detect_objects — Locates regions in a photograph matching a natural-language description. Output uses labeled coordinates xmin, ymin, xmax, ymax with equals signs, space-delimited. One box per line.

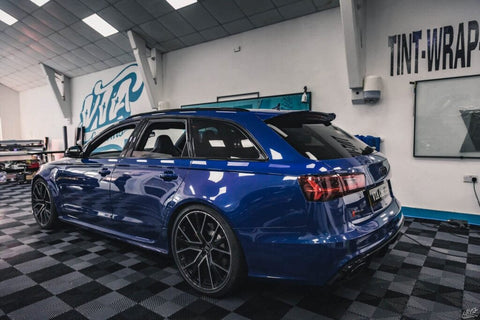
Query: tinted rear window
xmin=266 ymin=112 xmax=371 ymax=160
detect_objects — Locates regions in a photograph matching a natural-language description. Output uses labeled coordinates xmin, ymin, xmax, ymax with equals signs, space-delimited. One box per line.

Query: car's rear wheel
xmin=171 ymin=205 xmax=245 ymax=297
xmin=32 ymin=179 xmax=58 ymax=229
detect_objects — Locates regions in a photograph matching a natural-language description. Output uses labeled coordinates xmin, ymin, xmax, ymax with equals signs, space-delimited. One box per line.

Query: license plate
xmin=367 ymin=182 xmax=390 ymax=207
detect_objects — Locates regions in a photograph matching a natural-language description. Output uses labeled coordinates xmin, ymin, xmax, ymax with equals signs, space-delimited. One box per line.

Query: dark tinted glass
xmin=266 ymin=113 xmax=370 ymax=160
xmin=133 ymin=121 xmax=186 ymax=158
xmin=191 ymin=119 xmax=261 ymax=160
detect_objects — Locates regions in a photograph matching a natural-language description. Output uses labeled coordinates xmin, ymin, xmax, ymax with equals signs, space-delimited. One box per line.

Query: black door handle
xmin=159 ymin=170 xmax=178 ymax=181
xmin=98 ymin=168 xmax=111 ymax=177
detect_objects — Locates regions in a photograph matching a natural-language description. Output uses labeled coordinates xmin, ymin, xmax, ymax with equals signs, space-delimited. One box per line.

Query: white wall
xmin=363 ymin=0 xmax=480 ymax=214
xmin=19 ymin=85 xmax=69 ymax=142
xmin=16 ymin=2 xmax=480 ymax=215
xmin=19 ymin=64 xmax=149 ymax=148
xmin=164 ymin=8 xmax=349 ymax=112
xmin=0 ymin=84 xmax=20 ymax=139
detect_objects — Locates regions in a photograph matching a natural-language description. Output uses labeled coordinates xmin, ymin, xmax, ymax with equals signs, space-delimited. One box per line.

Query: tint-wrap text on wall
xmin=388 ymin=20 xmax=479 ymax=76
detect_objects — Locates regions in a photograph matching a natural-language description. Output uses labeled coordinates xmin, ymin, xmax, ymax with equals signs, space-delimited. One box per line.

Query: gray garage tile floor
xmin=0 ymin=182 xmax=479 ymax=320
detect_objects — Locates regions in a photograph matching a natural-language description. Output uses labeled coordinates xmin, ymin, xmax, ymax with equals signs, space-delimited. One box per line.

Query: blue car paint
xmin=34 ymin=109 xmax=403 ymax=285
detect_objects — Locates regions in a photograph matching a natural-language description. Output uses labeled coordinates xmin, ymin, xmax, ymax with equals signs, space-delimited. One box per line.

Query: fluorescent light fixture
xmin=0 ymin=9 xmax=17 ymax=25
xmin=82 ymin=14 xmax=118 ymax=37
xmin=30 ymin=0 xmax=50 ymax=6
xmin=166 ymin=0 xmax=197 ymax=10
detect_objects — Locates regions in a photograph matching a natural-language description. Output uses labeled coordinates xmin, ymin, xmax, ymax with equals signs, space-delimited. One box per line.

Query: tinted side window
xmin=133 ymin=121 xmax=186 ymax=158
xmin=191 ymin=119 xmax=261 ymax=160
xmin=89 ymin=125 xmax=135 ymax=159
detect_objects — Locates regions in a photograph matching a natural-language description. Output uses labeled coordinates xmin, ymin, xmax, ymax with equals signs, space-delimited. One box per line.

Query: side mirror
xmin=65 ymin=145 xmax=83 ymax=158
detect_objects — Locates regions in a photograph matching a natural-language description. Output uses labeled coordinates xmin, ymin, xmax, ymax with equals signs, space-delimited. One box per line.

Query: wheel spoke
xmin=177 ymin=246 xmax=202 ymax=254
xmin=39 ymin=208 xmax=45 ymax=224
xmin=209 ymin=224 xmax=220 ymax=243
xmin=183 ymin=251 xmax=202 ymax=270
xmin=186 ymin=215 xmax=203 ymax=243
xmin=33 ymin=184 xmax=42 ymax=198
xmin=211 ymin=247 xmax=230 ymax=255
xmin=200 ymin=213 xmax=206 ymax=235
xmin=37 ymin=205 xmax=45 ymax=218
xmin=178 ymin=226 xmax=201 ymax=245
xmin=211 ymin=261 xmax=229 ymax=273
xmin=206 ymin=257 xmax=214 ymax=288
xmin=42 ymin=210 xmax=48 ymax=225
xmin=197 ymin=255 xmax=206 ymax=285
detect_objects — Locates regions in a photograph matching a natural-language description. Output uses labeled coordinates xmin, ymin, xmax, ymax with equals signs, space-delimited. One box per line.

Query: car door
xmin=108 ymin=118 xmax=190 ymax=245
xmin=56 ymin=122 xmax=138 ymax=227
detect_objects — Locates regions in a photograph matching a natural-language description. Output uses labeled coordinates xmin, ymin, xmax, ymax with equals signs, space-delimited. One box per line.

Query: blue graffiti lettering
xmin=80 ymin=63 xmax=143 ymax=141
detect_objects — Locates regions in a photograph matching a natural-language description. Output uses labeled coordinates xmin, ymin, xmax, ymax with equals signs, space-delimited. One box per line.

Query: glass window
xmin=266 ymin=112 xmax=372 ymax=160
xmin=191 ymin=119 xmax=262 ymax=160
xmin=89 ymin=125 xmax=135 ymax=158
xmin=133 ymin=121 xmax=186 ymax=158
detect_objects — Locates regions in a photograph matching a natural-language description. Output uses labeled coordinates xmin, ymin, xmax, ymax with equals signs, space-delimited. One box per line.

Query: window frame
xmin=127 ymin=118 xmax=189 ymax=159
xmin=187 ymin=117 xmax=268 ymax=161
xmin=84 ymin=121 xmax=139 ymax=159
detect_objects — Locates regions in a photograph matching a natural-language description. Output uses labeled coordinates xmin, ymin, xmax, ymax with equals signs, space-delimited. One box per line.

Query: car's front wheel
xmin=171 ymin=205 xmax=245 ymax=297
xmin=31 ymin=179 xmax=58 ymax=229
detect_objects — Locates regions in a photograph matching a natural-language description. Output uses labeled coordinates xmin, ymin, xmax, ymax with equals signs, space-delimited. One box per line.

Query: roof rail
xmin=126 ymin=107 xmax=250 ymax=120
xmin=180 ymin=107 xmax=250 ymax=112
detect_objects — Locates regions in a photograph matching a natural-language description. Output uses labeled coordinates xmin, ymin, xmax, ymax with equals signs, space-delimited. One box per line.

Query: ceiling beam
xmin=340 ymin=0 xmax=366 ymax=103
xmin=40 ymin=64 xmax=72 ymax=122
xmin=127 ymin=30 xmax=163 ymax=109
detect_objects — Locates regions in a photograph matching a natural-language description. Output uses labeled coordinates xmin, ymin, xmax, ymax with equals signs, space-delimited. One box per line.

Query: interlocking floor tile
xmin=0 ymin=182 xmax=478 ymax=319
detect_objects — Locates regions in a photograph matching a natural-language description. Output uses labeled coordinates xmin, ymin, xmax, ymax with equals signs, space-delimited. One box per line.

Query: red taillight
xmin=298 ymin=173 xmax=366 ymax=201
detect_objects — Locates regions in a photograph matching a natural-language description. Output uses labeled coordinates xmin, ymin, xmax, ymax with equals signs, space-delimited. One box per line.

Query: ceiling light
xmin=166 ymin=0 xmax=197 ymax=10
xmin=30 ymin=0 xmax=50 ymax=6
xmin=0 ymin=9 xmax=17 ymax=25
xmin=82 ymin=14 xmax=118 ymax=37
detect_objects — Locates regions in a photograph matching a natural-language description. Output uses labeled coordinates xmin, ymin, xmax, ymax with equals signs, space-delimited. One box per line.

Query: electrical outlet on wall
xmin=463 ymin=175 xmax=478 ymax=183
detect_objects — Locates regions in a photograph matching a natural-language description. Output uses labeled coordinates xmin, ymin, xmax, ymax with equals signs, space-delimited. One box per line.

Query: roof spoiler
xmin=265 ymin=111 xmax=336 ymax=126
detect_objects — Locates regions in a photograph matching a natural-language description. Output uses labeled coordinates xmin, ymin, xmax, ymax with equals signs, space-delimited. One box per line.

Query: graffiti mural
xmin=80 ymin=63 xmax=144 ymax=142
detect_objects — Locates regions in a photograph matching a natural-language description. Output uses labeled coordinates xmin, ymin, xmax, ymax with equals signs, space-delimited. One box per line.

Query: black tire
xmin=31 ymin=179 xmax=58 ymax=229
xmin=171 ymin=205 xmax=245 ymax=297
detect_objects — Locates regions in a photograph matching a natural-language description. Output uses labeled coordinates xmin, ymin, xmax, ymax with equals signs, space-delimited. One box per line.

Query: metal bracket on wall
xmin=127 ymin=30 xmax=162 ymax=110
xmin=40 ymin=63 xmax=72 ymax=122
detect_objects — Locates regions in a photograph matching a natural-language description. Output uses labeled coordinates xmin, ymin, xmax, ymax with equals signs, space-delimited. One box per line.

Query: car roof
xmin=125 ymin=108 xmax=291 ymax=122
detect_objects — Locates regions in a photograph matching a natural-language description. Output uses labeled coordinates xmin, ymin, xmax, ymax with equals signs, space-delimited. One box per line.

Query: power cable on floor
xmin=418 ymin=221 xmax=469 ymax=239
xmin=473 ymin=178 xmax=480 ymax=208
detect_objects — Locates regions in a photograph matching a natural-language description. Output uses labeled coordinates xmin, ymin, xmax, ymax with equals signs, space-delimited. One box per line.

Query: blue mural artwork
xmin=80 ymin=63 xmax=144 ymax=142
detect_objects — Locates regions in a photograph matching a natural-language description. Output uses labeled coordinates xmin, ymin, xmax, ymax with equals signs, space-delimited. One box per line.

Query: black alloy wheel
xmin=172 ymin=205 xmax=245 ymax=297
xmin=32 ymin=179 xmax=57 ymax=229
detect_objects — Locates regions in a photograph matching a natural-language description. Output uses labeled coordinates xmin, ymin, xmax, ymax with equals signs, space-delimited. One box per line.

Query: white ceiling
xmin=0 ymin=0 xmax=339 ymax=92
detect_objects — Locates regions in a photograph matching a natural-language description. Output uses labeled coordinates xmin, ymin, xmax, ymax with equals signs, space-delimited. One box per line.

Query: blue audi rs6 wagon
xmin=32 ymin=108 xmax=404 ymax=296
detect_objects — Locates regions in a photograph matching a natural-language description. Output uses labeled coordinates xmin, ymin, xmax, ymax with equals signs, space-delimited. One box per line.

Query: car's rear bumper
xmin=236 ymin=198 xmax=404 ymax=285
xmin=326 ymin=214 xmax=403 ymax=285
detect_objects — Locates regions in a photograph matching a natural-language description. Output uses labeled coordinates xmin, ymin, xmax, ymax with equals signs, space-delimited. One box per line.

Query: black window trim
xmin=96 ymin=115 xmax=269 ymax=162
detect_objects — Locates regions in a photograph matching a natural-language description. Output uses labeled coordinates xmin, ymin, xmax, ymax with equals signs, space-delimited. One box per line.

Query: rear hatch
xmin=265 ymin=112 xmax=393 ymax=224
